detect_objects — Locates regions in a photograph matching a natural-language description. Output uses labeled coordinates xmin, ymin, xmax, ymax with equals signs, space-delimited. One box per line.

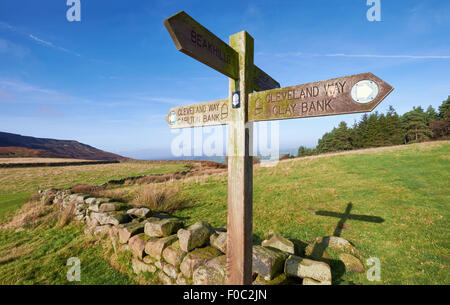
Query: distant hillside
xmin=0 ymin=132 xmax=128 ymax=161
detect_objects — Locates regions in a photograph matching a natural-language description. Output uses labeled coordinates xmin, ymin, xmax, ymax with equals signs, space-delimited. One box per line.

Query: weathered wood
xmin=226 ymin=31 xmax=254 ymax=285
xmin=253 ymin=65 xmax=280 ymax=92
xmin=164 ymin=11 xmax=239 ymax=79
xmin=248 ymin=72 xmax=393 ymax=122
xmin=165 ymin=98 xmax=229 ymax=128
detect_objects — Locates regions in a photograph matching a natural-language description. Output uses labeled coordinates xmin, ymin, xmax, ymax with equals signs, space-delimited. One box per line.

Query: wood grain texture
xmin=164 ymin=11 xmax=239 ymax=79
xmin=226 ymin=31 xmax=254 ymax=285
xmin=248 ymin=72 xmax=393 ymax=122
xmin=252 ymin=65 xmax=280 ymax=92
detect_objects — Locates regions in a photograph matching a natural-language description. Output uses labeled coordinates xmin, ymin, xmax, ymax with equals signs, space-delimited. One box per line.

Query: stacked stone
xmin=42 ymin=190 xmax=139 ymax=234
xmin=42 ymin=190 xmax=229 ymax=284
xmin=250 ymin=233 xmax=329 ymax=285
xmin=122 ymin=219 xmax=228 ymax=285
xmin=40 ymin=189 xmax=365 ymax=285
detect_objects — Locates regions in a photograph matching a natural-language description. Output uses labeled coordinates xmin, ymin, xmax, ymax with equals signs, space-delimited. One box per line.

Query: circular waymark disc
xmin=351 ymin=80 xmax=379 ymax=104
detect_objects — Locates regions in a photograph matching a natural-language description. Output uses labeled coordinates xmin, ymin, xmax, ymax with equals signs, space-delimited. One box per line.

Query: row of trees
xmin=297 ymin=96 xmax=450 ymax=157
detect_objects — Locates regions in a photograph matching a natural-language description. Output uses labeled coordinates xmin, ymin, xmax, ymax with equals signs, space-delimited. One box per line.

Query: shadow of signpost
xmin=313 ymin=202 xmax=385 ymax=284
xmin=315 ymin=202 xmax=385 ymax=237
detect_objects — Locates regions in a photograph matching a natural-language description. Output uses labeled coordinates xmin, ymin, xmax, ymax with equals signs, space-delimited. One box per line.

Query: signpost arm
xmin=226 ymin=31 xmax=254 ymax=285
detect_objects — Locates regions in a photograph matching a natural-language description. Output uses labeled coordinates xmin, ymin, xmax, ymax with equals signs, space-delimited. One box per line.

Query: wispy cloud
xmin=259 ymin=51 xmax=450 ymax=60
xmin=0 ymin=21 xmax=15 ymax=31
xmin=28 ymin=34 xmax=80 ymax=56
xmin=0 ymin=79 xmax=89 ymax=105
xmin=0 ymin=21 xmax=81 ymax=57
xmin=321 ymin=53 xmax=450 ymax=59
xmin=28 ymin=34 xmax=53 ymax=47
xmin=0 ymin=78 xmax=198 ymax=110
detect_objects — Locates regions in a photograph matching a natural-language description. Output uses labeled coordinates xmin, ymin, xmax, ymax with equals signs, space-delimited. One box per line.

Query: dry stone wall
xmin=40 ymin=189 xmax=365 ymax=285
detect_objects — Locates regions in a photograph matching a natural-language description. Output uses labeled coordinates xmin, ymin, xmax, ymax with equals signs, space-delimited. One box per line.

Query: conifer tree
xmin=430 ymin=96 xmax=450 ymax=138
xmin=301 ymin=98 xmax=449 ymax=156
xmin=426 ymin=105 xmax=438 ymax=124
xmin=385 ymin=106 xmax=404 ymax=145
xmin=402 ymin=107 xmax=432 ymax=142
xmin=438 ymin=96 xmax=450 ymax=120
xmin=297 ymin=146 xmax=314 ymax=157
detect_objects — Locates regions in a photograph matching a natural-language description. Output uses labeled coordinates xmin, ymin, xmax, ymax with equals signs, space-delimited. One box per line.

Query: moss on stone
xmin=187 ymin=246 xmax=221 ymax=259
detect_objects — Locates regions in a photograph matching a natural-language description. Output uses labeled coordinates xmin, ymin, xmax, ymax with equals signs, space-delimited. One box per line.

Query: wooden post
xmin=226 ymin=31 xmax=254 ymax=285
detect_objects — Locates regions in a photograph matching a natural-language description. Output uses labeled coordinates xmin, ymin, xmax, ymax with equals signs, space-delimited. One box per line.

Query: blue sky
xmin=0 ymin=0 xmax=449 ymax=159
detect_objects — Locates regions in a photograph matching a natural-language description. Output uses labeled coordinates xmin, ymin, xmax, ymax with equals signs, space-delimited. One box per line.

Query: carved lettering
xmin=309 ymin=101 xmax=316 ymax=113
xmin=168 ymin=99 xmax=229 ymax=128
xmin=302 ymin=102 xmax=308 ymax=114
xmin=190 ymin=29 xmax=231 ymax=65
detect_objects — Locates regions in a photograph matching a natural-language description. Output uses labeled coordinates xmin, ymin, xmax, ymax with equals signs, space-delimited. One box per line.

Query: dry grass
xmin=0 ymin=200 xmax=54 ymax=230
xmin=69 ymin=183 xmax=130 ymax=202
xmin=89 ymin=188 xmax=133 ymax=203
xmin=0 ymin=193 xmax=77 ymax=230
xmin=70 ymin=183 xmax=105 ymax=194
xmin=133 ymin=184 xmax=183 ymax=214
xmin=28 ymin=192 xmax=41 ymax=202
xmin=0 ymin=161 xmax=188 ymax=203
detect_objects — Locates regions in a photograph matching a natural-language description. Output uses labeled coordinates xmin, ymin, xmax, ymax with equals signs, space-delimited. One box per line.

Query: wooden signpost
xmin=164 ymin=11 xmax=239 ymax=79
xmin=163 ymin=11 xmax=393 ymax=285
xmin=165 ymin=98 xmax=229 ymax=129
xmin=248 ymin=72 xmax=393 ymax=123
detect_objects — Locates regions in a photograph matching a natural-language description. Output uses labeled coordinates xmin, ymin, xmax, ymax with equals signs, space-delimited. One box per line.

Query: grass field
xmin=170 ymin=141 xmax=450 ymax=284
xmin=0 ymin=141 xmax=448 ymax=284
xmin=0 ymin=221 xmax=135 ymax=284
xmin=0 ymin=161 xmax=190 ymax=218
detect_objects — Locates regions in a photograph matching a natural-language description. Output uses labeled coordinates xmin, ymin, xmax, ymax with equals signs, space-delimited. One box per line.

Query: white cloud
xmin=0 ymin=21 xmax=80 ymax=57
xmin=260 ymin=51 xmax=450 ymax=60
xmin=0 ymin=79 xmax=200 ymax=110
xmin=0 ymin=79 xmax=88 ymax=105
xmin=28 ymin=34 xmax=53 ymax=47
xmin=29 ymin=34 xmax=80 ymax=56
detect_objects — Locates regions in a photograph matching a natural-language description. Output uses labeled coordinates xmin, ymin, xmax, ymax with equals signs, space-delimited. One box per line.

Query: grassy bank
xmin=0 ymin=161 xmax=190 ymax=218
xmin=0 ymin=199 xmax=136 ymax=284
xmin=170 ymin=141 xmax=449 ymax=284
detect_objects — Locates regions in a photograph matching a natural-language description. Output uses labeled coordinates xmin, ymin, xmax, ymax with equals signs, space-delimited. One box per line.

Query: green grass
xmin=0 ymin=142 xmax=448 ymax=284
xmin=0 ymin=161 xmax=189 ymax=218
xmin=0 ymin=160 xmax=191 ymax=285
xmin=0 ymin=222 xmax=135 ymax=284
xmin=171 ymin=141 xmax=450 ymax=284
xmin=0 ymin=192 xmax=31 ymax=220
